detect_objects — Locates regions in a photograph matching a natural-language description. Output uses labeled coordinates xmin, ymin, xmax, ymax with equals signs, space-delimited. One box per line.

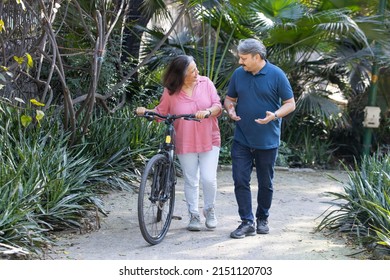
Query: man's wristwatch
xmin=274 ymin=112 xmax=279 ymax=121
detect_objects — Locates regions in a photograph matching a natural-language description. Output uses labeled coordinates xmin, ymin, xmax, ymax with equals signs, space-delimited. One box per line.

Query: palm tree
xmin=138 ymin=0 xmax=390 ymax=165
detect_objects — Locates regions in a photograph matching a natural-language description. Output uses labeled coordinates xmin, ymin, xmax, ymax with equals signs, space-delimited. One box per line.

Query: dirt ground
xmin=45 ymin=167 xmax=367 ymax=260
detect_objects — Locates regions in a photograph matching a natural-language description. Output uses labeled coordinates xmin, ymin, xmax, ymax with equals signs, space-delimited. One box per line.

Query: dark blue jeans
xmin=231 ymin=140 xmax=278 ymax=224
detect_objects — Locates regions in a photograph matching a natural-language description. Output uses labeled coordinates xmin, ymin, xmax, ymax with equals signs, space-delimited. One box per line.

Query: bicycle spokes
xmin=136 ymin=112 xmax=197 ymax=245
xmin=138 ymin=154 xmax=175 ymax=245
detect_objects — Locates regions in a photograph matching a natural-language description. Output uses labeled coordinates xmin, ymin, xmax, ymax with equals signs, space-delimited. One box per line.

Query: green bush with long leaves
xmin=77 ymin=106 xmax=165 ymax=189
xmin=0 ymin=102 xmax=168 ymax=257
xmin=317 ymin=152 xmax=390 ymax=257
xmin=0 ymin=104 xmax=106 ymax=255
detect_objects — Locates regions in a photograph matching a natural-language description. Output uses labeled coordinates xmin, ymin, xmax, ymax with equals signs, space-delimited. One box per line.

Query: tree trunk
xmin=123 ymin=0 xmax=151 ymax=63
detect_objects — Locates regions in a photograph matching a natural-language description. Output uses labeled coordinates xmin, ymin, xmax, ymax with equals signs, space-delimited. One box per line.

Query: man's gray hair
xmin=237 ymin=39 xmax=267 ymax=59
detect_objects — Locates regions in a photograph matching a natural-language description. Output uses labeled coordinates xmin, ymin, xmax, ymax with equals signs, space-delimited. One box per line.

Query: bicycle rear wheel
xmin=138 ymin=154 xmax=175 ymax=245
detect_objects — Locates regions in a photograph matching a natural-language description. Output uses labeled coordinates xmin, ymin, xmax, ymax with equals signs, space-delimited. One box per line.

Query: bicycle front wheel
xmin=138 ymin=154 xmax=175 ymax=245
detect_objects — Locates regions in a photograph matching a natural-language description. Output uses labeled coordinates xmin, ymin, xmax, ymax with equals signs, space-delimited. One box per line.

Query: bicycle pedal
xmin=172 ymin=215 xmax=182 ymax=220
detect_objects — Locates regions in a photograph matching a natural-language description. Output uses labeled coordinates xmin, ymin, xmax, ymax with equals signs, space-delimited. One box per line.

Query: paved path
xmin=46 ymin=168 xmax=364 ymax=260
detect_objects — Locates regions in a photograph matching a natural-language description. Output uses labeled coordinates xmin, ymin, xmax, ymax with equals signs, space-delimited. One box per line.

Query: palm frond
xmin=294 ymin=90 xmax=349 ymax=128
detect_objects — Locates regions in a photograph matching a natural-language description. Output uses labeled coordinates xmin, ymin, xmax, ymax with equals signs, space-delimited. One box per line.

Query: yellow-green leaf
xmin=26 ymin=53 xmax=33 ymax=68
xmin=36 ymin=110 xmax=44 ymax=121
xmin=13 ymin=56 xmax=24 ymax=65
xmin=16 ymin=0 xmax=26 ymax=11
xmin=0 ymin=19 xmax=4 ymax=33
xmin=30 ymin=99 xmax=45 ymax=107
xmin=0 ymin=65 xmax=8 ymax=71
xmin=21 ymin=115 xmax=32 ymax=127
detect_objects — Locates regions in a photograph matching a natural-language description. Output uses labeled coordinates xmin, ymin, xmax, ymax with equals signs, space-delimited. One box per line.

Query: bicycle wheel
xmin=138 ymin=154 xmax=175 ymax=245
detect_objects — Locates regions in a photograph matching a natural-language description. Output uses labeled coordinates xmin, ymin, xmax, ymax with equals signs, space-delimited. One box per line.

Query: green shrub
xmin=76 ymin=106 xmax=165 ymax=190
xmin=317 ymin=152 xmax=390 ymax=257
xmin=0 ymin=104 xmax=106 ymax=255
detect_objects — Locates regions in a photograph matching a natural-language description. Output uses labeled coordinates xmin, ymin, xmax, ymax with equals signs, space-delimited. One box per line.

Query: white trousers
xmin=177 ymin=146 xmax=220 ymax=215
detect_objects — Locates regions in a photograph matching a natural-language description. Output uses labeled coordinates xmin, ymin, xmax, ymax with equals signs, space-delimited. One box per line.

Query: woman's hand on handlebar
xmin=135 ymin=107 xmax=147 ymax=116
xmin=195 ymin=110 xmax=211 ymax=119
xmin=136 ymin=107 xmax=156 ymax=116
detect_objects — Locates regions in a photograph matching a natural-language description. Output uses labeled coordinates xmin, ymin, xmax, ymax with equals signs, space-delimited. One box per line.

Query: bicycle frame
xmin=137 ymin=111 xmax=199 ymax=245
xmin=157 ymin=119 xmax=176 ymax=201
xmin=150 ymin=113 xmax=198 ymax=197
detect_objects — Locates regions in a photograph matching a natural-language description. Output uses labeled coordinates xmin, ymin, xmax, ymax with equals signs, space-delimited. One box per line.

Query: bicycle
xmin=137 ymin=111 xmax=201 ymax=245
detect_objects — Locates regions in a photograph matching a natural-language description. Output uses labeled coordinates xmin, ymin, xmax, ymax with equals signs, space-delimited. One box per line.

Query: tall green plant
xmin=0 ymin=104 xmax=106 ymax=255
xmin=317 ymin=153 xmax=390 ymax=256
xmin=77 ymin=106 xmax=165 ymax=190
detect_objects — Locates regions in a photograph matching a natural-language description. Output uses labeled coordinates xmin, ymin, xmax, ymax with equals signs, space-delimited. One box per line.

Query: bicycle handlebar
xmin=138 ymin=111 xmax=202 ymax=122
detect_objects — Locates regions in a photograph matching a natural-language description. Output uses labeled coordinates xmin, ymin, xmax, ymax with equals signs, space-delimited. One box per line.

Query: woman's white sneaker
xmin=203 ymin=208 xmax=217 ymax=229
xmin=187 ymin=214 xmax=201 ymax=231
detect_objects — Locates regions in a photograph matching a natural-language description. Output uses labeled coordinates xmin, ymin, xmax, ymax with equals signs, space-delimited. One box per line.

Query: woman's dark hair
xmin=162 ymin=55 xmax=194 ymax=95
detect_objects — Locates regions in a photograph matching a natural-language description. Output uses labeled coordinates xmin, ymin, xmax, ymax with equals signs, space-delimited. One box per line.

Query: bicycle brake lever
xmin=142 ymin=112 xmax=155 ymax=121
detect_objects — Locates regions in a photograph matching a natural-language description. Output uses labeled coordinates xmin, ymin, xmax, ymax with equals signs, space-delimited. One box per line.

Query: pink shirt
xmin=155 ymin=76 xmax=222 ymax=155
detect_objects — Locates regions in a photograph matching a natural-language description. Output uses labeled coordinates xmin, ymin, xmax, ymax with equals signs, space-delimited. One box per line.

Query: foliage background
xmin=0 ymin=0 xmax=389 ymax=258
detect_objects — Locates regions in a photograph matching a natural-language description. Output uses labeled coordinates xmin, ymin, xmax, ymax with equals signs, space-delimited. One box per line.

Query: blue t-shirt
xmin=227 ymin=60 xmax=294 ymax=149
